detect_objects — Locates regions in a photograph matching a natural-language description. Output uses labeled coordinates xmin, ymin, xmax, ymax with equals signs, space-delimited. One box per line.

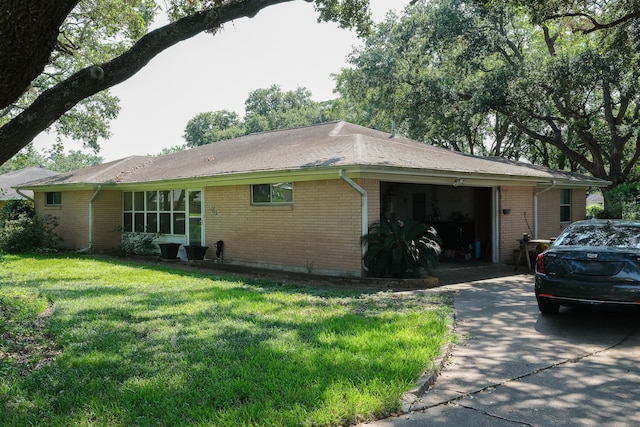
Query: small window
xmin=45 ymin=192 xmax=62 ymax=206
xmin=252 ymin=184 xmax=271 ymax=203
xmin=560 ymin=189 xmax=572 ymax=222
xmin=251 ymin=183 xmax=293 ymax=205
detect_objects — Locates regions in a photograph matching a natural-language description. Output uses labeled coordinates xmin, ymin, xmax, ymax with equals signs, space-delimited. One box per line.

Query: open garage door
xmin=380 ymin=183 xmax=493 ymax=261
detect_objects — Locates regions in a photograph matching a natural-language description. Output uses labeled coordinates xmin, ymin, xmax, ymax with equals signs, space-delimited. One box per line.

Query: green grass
xmin=0 ymin=254 xmax=453 ymax=426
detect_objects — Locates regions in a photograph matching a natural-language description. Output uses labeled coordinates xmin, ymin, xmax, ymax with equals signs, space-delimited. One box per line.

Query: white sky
xmin=34 ymin=0 xmax=404 ymax=162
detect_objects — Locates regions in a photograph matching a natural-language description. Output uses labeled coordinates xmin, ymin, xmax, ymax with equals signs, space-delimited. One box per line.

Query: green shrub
xmin=118 ymin=231 xmax=159 ymax=256
xmin=601 ymin=183 xmax=640 ymax=219
xmin=0 ymin=214 xmax=59 ymax=253
xmin=363 ymin=218 xmax=442 ymax=278
xmin=0 ymin=199 xmax=34 ymax=222
xmin=587 ymin=204 xmax=604 ymax=219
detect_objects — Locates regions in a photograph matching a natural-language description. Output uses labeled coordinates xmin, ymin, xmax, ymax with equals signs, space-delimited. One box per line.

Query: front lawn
xmin=0 ymin=254 xmax=452 ymax=426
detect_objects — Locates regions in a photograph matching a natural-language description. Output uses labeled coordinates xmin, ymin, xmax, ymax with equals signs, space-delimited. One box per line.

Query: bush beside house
xmin=0 ymin=200 xmax=59 ymax=253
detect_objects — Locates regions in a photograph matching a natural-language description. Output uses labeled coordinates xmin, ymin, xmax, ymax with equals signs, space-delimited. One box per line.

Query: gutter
xmin=533 ymin=180 xmax=557 ymax=239
xmin=77 ymin=185 xmax=102 ymax=253
xmin=339 ymin=169 xmax=368 ymax=262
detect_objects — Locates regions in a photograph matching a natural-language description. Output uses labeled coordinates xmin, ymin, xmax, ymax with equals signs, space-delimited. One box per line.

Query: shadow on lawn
xmin=2 ymin=255 xmax=450 ymax=426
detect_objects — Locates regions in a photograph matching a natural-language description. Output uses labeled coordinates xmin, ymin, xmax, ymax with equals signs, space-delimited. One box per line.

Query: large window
xmin=560 ymin=189 xmax=572 ymax=222
xmin=123 ymin=190 xmax=201 ymax=237
xmin=45 ymin=191 xmax=61 ymax=206
xmin=251 ymin=183 xmax=293 ymax=205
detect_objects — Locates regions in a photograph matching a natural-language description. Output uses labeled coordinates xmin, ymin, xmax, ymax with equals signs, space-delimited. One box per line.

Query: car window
xmin=554 ymin=224 xmax=640 ymax=248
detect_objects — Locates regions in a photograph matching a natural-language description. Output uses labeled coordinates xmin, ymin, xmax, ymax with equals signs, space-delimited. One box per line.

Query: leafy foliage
xmin=363 ymin=218 xmax=442 ymax=278
xmin=1 ymin=0 xmax=152 ymax=152
xmin=0 ymin=214 xmax=59 ymax=254
xmin=1 ymin=0 xmax=374 ymax=165
xmin=0 ymin=145 xmax=47 ymax=174
xmin=118 ymin=231 xmax=159 ymax=256
xmin=182 ymin=85 xmax=341 ymax=148
xmin=0 ymin=144 xmax=103 ymax=174
xmin=602 ymin=183 xmax=640 ymax=219
xmin=336 ymin=0 xmax=537 ymax=157
xmin=481 ymin=0 xmax=640 ymax=34
xmin=166 ymin=0 xmax=373 ymax=36
xmin=0 ymin=200 xmax=35 ymax=223
xmin=183 ymin=110 xmax=245 ymax=147
xmin=244 ymin=85 xmax=327 ymax=133
xmin=337 ymin=0 xmax=640 ymax=200
xmin=46 ymin=149 xmax=104 ymax=173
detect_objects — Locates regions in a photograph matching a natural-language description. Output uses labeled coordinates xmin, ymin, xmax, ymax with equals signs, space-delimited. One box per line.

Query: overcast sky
xmin=34 ymin=0 xmax=404 ymax=162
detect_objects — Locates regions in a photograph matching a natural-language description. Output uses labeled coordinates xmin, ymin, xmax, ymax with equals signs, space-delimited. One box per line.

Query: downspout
xmin=339 ymin=169 xmax=368 ymax=265
xmin=78 ymin=185 xmax=102 ymax=253
xmin=533 ymin=180 xmax=557 ymax=239
xmin=16 ymin=189 xmax=34 ymax=202
xmin=492 ymin=187 xmax=500 ymax=263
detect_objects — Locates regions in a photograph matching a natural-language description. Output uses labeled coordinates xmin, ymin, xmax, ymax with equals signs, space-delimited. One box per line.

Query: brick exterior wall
xmin=204 ymin=178 xmax=379 ymax=275
xmin=36 ymin=190 xmax=91 ymax=250
xmin=362 ymin=178 xmax=381 ymax=226
xmin=34 ymin=189 xmax=123 ymax=251
xmin=92 ymin=190 xmax=123 ymax=250
xmin=499 ymin=186 xmax=534 ymax=263
xmin=572 ymin=188 xmax=587 ymax=222
xmin=30 ymin=179 xmax=587 ymax=272
xmin=499 ymin=186 xmax=587 ymax=263
xmin=536 ymin=189 xmax=561 ymax=240
xmin=33 ymin=179 xmax=378 ymax=274
xmin=536 ymin=187 xmax=587 ymax=238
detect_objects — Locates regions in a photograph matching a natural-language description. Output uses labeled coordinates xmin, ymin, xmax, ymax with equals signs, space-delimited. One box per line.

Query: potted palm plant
xmin=362 ymin=218 xmax=441 ymax=278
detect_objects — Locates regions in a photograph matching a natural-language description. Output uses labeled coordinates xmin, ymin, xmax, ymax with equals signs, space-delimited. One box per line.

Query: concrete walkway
xmin=358 ymin=272 xmax=640 ymax=427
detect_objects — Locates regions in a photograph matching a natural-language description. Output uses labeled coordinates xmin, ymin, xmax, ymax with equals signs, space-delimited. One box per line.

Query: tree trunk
xmin=0 ymin=1 xmax=80 ymax=109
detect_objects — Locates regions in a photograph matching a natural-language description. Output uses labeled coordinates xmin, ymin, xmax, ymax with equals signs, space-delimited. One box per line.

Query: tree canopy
xmin=337 ymin=0 xmax=640 ymax=196
xmin=184 ymin=110 xmax=245 ymax=147
xmin=182 ymin=85 xmax=350 ymax=147
xmin=0 ymin=145 xmax=104 ymax=174
xmin=0 ymin=0 xmax=373 ymax=166
xmin=479 ymin=0 xmax=640 ymax=33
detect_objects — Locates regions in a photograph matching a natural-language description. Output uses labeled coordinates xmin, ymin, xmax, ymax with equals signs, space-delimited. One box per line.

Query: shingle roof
xmin=19 ymin=121 xmax=608 ymax=188
xmin=0 ymin=167 xmax=59 ymax=200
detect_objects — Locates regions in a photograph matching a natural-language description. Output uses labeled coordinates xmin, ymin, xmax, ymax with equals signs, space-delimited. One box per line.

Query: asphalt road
xmin=359 ymin=272 xmax=640 ymax=427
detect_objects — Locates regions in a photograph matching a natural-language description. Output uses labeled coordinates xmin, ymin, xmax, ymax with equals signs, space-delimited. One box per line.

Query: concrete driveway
xmin=359 ymin=272 xmax=640 ymax=426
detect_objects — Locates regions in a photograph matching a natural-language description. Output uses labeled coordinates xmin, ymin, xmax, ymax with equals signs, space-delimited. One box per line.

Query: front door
xmin=187 ymin=190 xmax=203 ymax=245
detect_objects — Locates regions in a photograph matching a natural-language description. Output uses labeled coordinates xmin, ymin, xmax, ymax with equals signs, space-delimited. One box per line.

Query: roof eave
xmin=17 ymin=168 xmax=345 ymax=191
xmin=15 ymin=182 xmax=105 ymax=192
xmin=16 ymin=164 xmax=610 ymax=191
xmin=356 ymin=166 xmax=610 ymax=188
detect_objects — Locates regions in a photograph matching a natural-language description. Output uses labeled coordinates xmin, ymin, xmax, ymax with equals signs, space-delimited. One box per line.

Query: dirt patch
xmin=0 ymin=300 xmax=62 ymax=374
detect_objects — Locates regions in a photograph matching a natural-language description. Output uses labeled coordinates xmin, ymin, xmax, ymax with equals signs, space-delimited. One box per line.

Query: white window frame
xmin=45 ymin=191 xmax=62 ymax=206
xmin=560 ymin=189 xmax=572 ymax=223
xmin=123 ymin=189 xmax=203 ymax=240
xmin=251 ymin=183 xmax=293 ymax=205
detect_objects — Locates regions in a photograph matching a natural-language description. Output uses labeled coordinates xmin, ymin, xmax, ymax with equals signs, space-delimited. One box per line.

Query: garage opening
xmin=380 ymin=183 xmax=493 ymax=261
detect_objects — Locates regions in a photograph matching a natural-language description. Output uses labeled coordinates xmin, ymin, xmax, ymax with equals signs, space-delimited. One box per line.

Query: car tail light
xmin=536 ymin=253 xmax=545 ymax=274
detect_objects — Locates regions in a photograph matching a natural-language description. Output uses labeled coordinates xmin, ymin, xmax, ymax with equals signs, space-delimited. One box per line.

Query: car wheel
xmin=537 ymin=298 xmax=560 ymax=315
